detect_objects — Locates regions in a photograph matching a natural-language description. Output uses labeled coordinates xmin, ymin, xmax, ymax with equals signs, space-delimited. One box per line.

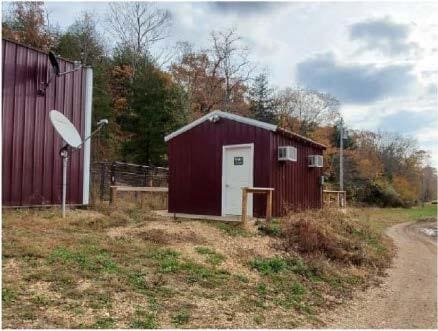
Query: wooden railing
xmin=241 ymin=187 xmax=274 ymax=224
xmin=323 ymin=190 xmax=347 ymax=208
xmin=110 ymin=186 xmax=168 ymax=208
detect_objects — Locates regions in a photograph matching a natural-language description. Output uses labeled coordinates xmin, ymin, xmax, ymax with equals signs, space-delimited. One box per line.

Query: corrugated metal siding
xmin=168 ymin=117 xmax=271 ymax=217
xmin=270 ymin=132 xmax=324 ymax=216
xmin=2 ymin=39 xmax=86 ymax=206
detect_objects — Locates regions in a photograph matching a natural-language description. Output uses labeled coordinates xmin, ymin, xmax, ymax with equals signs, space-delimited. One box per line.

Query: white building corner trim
xmin=82 ymin=67 xmax=93 ymax=204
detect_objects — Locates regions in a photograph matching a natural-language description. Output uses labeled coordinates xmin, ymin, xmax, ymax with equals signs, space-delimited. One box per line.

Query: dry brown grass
xmin=282 ymin=208 xmax=393 ymax=269
xmin=3 ymin=205 xmax=415 ymax=328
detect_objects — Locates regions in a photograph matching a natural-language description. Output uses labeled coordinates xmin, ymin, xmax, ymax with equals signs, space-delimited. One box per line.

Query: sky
xmin=5 ymin=1 xmax=437 ymax=166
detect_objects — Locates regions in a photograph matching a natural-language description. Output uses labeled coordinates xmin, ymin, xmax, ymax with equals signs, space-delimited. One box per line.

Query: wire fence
xmin=91 ymin=161 xmax=168 ymax=202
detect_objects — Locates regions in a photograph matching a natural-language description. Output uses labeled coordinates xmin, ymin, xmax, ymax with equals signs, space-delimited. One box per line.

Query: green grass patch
xmin=182 ymin=261 xmax=231 ymax=288
xmin=195 ymin=246 xmax=226 ymax=265
xmin=48 ymin=246 xmax=118 ymax=274
xmin=2 ymin=288 xmax=17 ymax=305
xmin=91 ymin=317 xmax=116 ymax=328
xmin=149 ymin=248 xmax=181 ymax=273
xmin=172 ymin=309 xmax=190 ymax=326
xmin=258 ymin=220 xmax=282 ymax=237
xmin=251 ymin=256 xmax=321 ymax=282
xmin=253 ymin=314 xmax=265 ymax=325
xmin=88 ymin=293 xmax=112 ymax=309
xmin=216 ymin=223 xmax=251 ymax=237
xmin=130 ymin=309 xmax=157 ymax=328
xmin=31 ymin=294 xmax=51 ymax=307
xmin=250 ymin=257 xmax=288 ymax=275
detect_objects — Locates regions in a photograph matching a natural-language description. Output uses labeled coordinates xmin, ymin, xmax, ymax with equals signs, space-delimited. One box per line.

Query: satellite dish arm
xmin=79 ymin=119 xmax=108 ymax=148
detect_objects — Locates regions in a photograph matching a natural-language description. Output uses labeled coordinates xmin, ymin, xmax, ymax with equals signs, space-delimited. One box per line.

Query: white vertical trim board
xmin=221 ymin=143 xmax=254 ymax=217
xmin=82 ymin=67 xmax=93 ymax=204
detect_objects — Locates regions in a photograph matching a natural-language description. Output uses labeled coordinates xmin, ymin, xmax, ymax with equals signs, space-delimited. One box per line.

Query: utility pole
xmin=339 ymin=119 xmax=344 ymax=192
xmin=339 ymin=119 xmax=348 ymax=208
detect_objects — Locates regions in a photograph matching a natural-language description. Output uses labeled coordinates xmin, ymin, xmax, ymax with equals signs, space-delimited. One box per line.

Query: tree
xmin=2 ymin=2 xmax=56 ymax=51
xmin=210 ymin=28 xmax=253 ymax=111
xmin=422 ymin=166 xmax=437 ymax=202
xmin=55 ymin=13 xmax=115 ymax=161
xmin=106 ymin=2 xmax=170 ymax=66
xmin=120 ymin=59 xmax=188 ymax=165
xmin=248 ymin=72 xmax=276 ymax=124
xmin=170 ymin=29 xmax=252 ymax=118
xmin=274 ymin=88 xmax=340 ymax=136
xmin=171 ymin=50 xmax=224 ymax=118
xmin=56 ymin=12 xmax=106 ymax=66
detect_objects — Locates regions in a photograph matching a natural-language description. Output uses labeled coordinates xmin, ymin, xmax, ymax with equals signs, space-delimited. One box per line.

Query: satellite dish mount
xmin=49 ymin=110 xmax=108 ymax=217
xmin=38 ymin=52 xmax=82 ymax=96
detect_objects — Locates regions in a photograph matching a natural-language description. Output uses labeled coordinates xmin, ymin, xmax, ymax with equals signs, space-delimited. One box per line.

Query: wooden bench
xmin=241 ymin=187 xmax=274 ymax=224
xmin=110 ymin=186 xmax=168 ymax=207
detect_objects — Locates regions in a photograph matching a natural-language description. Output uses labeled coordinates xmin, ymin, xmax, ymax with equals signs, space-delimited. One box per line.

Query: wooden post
xmin=99 ymin=162 xmax=106 ymax=201
xmin=241 ymin=187 xmax=248 ymax=225
xmin=266 ymin=190 xmax=272 ymax=223
xmin=110 ymin=186 xmax=118 ymax=207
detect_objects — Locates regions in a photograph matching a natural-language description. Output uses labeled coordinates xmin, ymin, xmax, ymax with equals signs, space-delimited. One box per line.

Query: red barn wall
xmin=2 ymin=39 xmax=87 ymax=206
xmin=168 ymin=118 xmax=272 ymax=217
xmin=269 ymin=133 xmax=324 ymax=216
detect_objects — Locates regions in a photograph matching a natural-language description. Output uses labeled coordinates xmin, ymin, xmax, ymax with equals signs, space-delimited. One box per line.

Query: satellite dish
xmin=49 ymin=110 xmax=82 ymax=148
xmin=48 ymin=51 xmax=60 ymax=76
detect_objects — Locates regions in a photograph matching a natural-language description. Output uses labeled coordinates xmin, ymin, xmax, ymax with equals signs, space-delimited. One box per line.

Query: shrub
xmin=281 ymin=209 xmax=391 ymax=268
xmin=258 ymin=220 xmax=282 ymax=237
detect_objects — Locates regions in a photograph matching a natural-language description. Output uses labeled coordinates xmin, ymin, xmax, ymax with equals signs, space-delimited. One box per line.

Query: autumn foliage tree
xmin=2 ymin=2 xmax=56 ymax=51
xmin=2 ymin=2 xmax=435 ymax=206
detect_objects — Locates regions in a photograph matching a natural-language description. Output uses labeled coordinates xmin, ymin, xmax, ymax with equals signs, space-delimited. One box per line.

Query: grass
xmin=172 ymin=309 xmax=190 ymax=327
xmin=2 ymin=205 xmax=434 ymax=328
xmin=195 ymin=246 xmax=226 ymax=266
xmin=92 ymin=317 xmax=116 ymax=329
xmin=2 ymin=288 xmax=17 ymax=305
xmin=351 ymin=204 xmax=437 ymax=232
xmin=258 ymin=219 xmax=282 ymax=237
xmin=215 ymin=222 xmax=252 ymax=237
xmin=250 ymin=257 xmax=289 ymax=275
xmin=130 ymin=309 xmax=157 ymax=328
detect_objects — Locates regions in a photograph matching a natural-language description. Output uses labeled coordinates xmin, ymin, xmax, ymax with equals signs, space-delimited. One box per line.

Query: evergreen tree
xmin=248 ymin=72 xmax=276 ymax=124
xmin=120 ymin=59 xmax=188 ymax=165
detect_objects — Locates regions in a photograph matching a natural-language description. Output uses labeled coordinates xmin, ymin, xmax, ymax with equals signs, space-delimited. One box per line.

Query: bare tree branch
xmin=106 ymin=2 xmax=171 ymax=57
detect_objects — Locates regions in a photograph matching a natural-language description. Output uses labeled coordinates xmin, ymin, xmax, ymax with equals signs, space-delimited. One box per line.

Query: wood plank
xmin=266 ymin=190 xmax=272 ymax=223
xmin=110 ymin=186 xmax=168 ymax=193
xmin=241 ymin=188 xmax=248 ymax=225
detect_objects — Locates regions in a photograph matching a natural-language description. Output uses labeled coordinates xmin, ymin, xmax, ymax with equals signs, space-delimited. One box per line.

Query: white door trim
xmin=221 ymin=143 xmax=254 ymax=217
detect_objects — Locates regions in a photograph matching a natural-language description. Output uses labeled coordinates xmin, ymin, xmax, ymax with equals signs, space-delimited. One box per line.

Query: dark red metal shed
xmin=165 ymin=111 xmax=325 ymax=218
xmin=2 ymin=38 xmax=93 ymax=207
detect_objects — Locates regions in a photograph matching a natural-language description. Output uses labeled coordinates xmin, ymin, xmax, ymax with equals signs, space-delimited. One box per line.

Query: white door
xmin=222 ymin=144 xmax=254 ymax=216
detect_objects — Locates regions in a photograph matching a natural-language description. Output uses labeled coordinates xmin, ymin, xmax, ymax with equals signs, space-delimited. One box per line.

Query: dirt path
xmin=322 ymin=221 xmax=438 ymax=329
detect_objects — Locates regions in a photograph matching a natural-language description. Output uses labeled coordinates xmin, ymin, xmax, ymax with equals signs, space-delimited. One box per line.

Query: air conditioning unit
xmin=308 ymin=155 xmax=323 ymax=167
xmin=278 ymin=146 xmax=297 ymax=161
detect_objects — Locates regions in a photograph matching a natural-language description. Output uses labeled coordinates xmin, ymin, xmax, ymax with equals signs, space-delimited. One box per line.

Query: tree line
xmin=3 ymin=2 xmax=436 ymax=206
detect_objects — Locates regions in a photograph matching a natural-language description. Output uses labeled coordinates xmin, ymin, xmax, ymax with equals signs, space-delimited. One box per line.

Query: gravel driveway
xmin=322 ymin=220 xmax=437 ymax=328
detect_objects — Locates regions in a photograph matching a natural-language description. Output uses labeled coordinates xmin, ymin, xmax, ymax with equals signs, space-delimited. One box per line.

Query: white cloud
xmin=37 ymin=1 xmax=438 ymax=165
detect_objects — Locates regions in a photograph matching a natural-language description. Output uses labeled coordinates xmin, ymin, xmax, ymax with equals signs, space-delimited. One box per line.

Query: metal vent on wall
xmin=308 ymin=155 xmax=323 ymax=167
xmin=278 ymin=146 xmax=297 ymax=161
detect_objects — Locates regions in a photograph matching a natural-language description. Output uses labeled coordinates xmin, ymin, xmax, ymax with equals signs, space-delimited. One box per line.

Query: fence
xmin=323 ymin=190 xmax=347 ymax=208
xmin=91 ymin=161 xmax=168 ymax=202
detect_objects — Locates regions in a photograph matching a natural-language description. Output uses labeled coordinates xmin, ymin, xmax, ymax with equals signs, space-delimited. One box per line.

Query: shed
xmin=2 ymin=38 xmax=93 ymax=207
xmin=165 ymin=111 xmax=326 ymax=218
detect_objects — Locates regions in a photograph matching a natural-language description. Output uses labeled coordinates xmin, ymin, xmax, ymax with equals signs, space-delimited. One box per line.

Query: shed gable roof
xmin=164 ymin=110 xmax=326 ymax=149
